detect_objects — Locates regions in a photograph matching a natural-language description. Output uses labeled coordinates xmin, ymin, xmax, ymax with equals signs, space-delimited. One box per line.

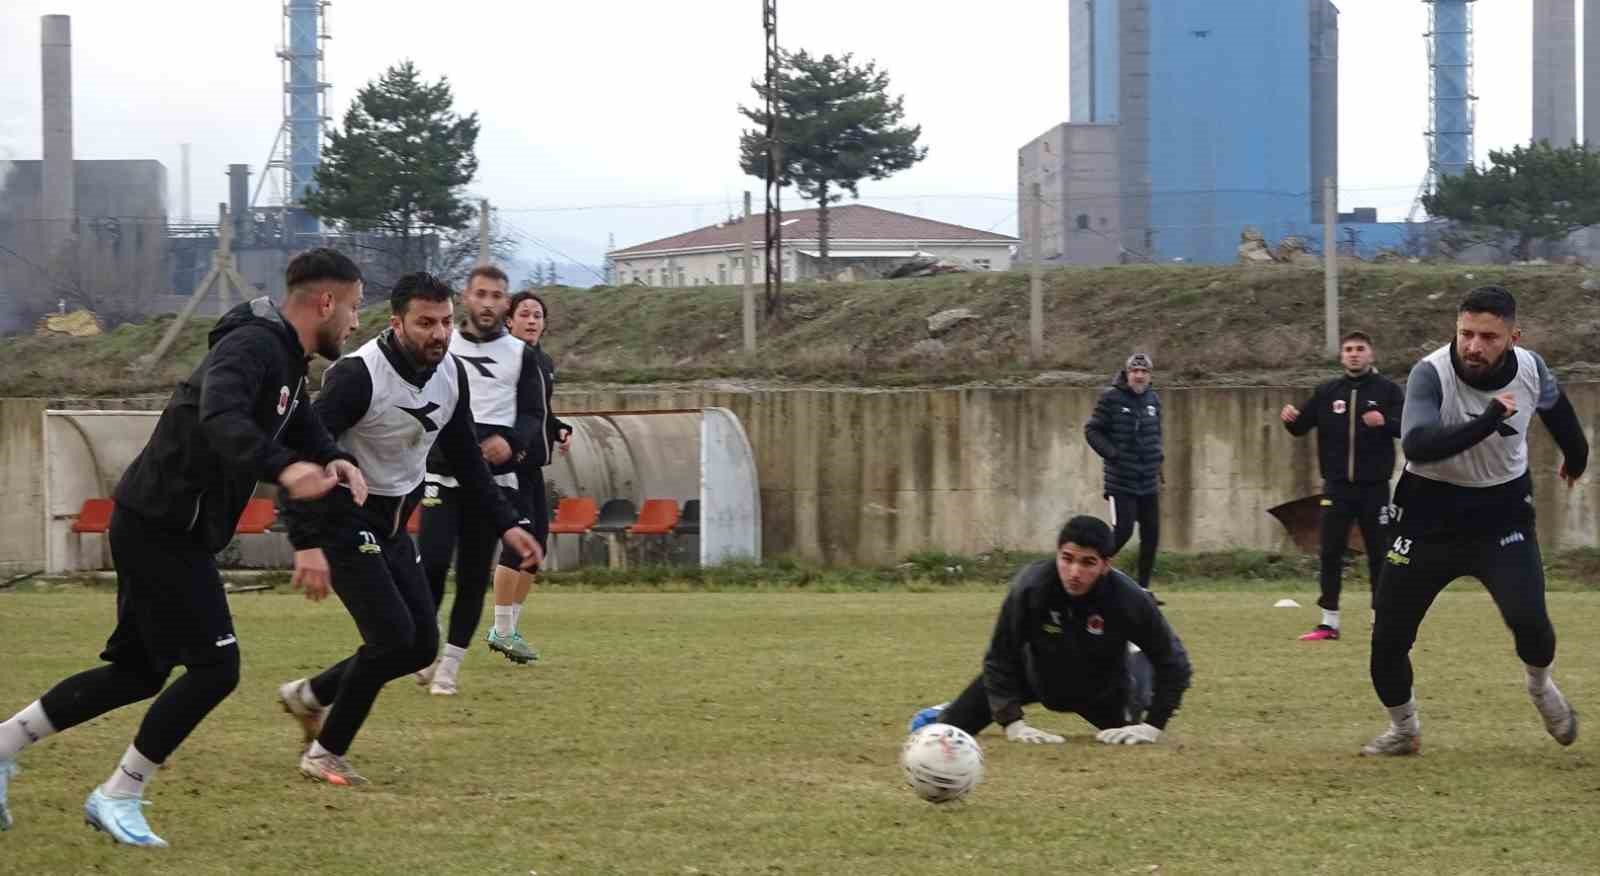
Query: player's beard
xmin=314 ymin=319 xmax=347 ymax=361
xmin=397 ymin=326 xmax=448 ymax=367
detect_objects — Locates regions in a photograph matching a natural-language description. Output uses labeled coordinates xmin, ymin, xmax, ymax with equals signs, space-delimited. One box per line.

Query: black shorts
xmin=497 ymin=470 xmax=550 ymax=572
xmin=100 ymin=505 xmax=237 ymax=676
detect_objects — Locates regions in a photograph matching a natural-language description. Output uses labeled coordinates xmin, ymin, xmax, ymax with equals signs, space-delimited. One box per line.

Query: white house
xmin=605 ymin=204 xmax=1019 ymax=287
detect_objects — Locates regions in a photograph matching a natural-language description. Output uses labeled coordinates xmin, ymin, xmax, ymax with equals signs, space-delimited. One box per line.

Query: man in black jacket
xmin=1280 ymin=330 xmax=1405 ymax=641
xmin=0 ymin=248 xmax=366 ymax=847
xmin=908 ymin=516 xmax=1191 ymax=747
xmin=1085 ymin=352 xmax=1164 ymax=599
xmin=275 ymin=272 xmax=541 ymax=786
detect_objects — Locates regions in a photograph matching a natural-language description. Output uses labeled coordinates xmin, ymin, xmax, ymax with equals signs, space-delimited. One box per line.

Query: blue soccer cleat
xmin=0 ymin=758 xmax=16 ymax=831
xmin=908 ymin=702 xmax=949 ymax=734
xmin=83 ymin=787 xmax=168 ymax=848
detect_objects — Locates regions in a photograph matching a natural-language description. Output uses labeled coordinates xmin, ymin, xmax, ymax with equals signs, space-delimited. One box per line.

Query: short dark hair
xmin=1340 ymin=330 xmax=1373 ymax=347
xmin=390 ymin=272 xmax=454 ymax=316
xmin=1460 ymin=285 xmax=1516 ymax=322
xmin=467 ymin=265 xmax=510 ymax=287
xmin=1057 ymin=515 xmax=1115 ymax=558
xmin=506 ymin=290 xmax=548 ymax=324
xmin=285 ymin=247 xmax=362 ymax=293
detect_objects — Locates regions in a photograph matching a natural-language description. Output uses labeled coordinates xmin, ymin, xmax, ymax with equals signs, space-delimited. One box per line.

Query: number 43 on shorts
xmin=1385 ymin=536 xmax=1413 ymax=566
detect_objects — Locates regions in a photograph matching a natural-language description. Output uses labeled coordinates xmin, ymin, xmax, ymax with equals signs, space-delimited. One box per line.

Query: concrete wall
xmin=0 ymin=400 xmax=47 ymax=576
xmin=3 ymin=384 xmax=1596 ymax=571
xmin=550 ymin=383 xmax=1600 ymax=565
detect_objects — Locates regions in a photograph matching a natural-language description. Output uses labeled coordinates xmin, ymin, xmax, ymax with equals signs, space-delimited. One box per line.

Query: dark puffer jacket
xmin=1084 ymin=370 xmax=1164 ymax=497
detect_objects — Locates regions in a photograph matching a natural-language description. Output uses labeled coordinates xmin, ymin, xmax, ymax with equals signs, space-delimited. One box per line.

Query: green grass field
xmin=2 ymin=584 xmax=1598 ymax=874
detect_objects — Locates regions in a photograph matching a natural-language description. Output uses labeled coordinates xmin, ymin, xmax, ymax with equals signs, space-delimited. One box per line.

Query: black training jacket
xmin=518 ymin=342 xmax=572 ymax=471
xmin=113 ymin=297 xmax=351 ymax=552
xmin=1084 ymin=371 xmax=1164 ymax=496
xmin=983 ymin=561 xmax=1192 ymax=729
xmin=1283 ymin=369 xmax=1405 ymax=487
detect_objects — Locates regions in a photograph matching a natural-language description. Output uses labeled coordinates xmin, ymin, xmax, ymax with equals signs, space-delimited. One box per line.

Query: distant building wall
xmin=1146 ymin=0 xmax=1315 ymax=264
xmin=1019 ymin=123 xmax=1123 ymax=266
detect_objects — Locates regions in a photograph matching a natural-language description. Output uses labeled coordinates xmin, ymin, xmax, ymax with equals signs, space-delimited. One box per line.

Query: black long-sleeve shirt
xmin=983 ymin=561 xmax=1192 ymax=729
xmin=114 ymin=297 xmax=351 ymax=552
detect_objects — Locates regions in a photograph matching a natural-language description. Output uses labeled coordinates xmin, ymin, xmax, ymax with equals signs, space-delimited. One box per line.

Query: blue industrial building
xmin=1025 ymin=0 xmax=1346 ymax=265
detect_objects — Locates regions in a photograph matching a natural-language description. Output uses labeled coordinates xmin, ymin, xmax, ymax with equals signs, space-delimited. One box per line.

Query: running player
xmin=275 ymin=271 xmax=541 ymax=785
xmin=1362 ymin=286 xmax=1588 ymax=756
xmin=0 ymin=249 xmax=366 ymax=845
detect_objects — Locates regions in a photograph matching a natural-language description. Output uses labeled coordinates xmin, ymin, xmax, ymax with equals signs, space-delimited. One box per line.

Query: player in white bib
xmin=417 ymin=265 xmax=549 ymax=692
xmin=1363 ymin=286 xmax=1588 ymax=756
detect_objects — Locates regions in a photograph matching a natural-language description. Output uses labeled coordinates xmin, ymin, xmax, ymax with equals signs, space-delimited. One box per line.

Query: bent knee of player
xmin=406 ymin=624 xmax=439 ymax=673
xmin=184 ymin=644 xmax=241 ymax=701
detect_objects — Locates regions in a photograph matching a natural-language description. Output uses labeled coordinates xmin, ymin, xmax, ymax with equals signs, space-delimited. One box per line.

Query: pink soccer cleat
xmin=1298 ymin=625 xmax=1340 ymax=641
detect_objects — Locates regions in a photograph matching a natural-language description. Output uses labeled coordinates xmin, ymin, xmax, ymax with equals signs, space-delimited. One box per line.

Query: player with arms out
xmin=0 ymin=249 xmax=366 ymax=846
xmin=274 ymin=272 xmax=541 ymax=785
xmin=908 ymin=516 xmax=1192 ymax=747
xmin=1363 ymin=286 xmax=1588 ymax=756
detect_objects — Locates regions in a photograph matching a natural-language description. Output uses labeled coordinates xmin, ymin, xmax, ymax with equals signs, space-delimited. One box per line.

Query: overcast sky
xmin=0 ymin=0 xmax=1576 ymax=271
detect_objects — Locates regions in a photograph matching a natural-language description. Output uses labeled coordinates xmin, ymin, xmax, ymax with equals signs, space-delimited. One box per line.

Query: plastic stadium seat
xmin=235 ymin=498 xmax=278 ymax=534
xmin=589 ymin=499 xmax=639 ymax=570
xmin=674 ymin=499 xmax=701 ymax=536
xmin=549 ymin=497 xmax=600 ymax=535
xmin=71 ymin=498 xmax=115 ymax=534
xmin=628 ymin=499 xmax=681 ymax=536
xmin=589 ymin=499 xmax=639 ymax=535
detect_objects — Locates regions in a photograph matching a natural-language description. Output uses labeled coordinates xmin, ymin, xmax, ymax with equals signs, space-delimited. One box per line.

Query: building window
xmin=1076 ymin=213 xmax=1090 ymax=230
xmin=718 ymin=263 xmax=727 ymax=284
xmin=972 ymin=258 xmax=992 ymax=271
xmin=732 ymin=256 xmax=743 ymax=270
xmin=646 ymin=268 xmax=655 ymax=286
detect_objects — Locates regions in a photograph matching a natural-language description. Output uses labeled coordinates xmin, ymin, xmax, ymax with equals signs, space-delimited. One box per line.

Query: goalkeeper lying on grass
xmin=909 ymin=515 xmax=1192 ymax=746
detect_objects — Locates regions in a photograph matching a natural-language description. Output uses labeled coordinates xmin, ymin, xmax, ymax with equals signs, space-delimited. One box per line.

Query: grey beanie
xmin=1126 ymin=352 xmax=1154 ymax=371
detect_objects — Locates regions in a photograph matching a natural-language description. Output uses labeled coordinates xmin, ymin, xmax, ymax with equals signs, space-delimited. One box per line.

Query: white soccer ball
xmin=900 ymin=723 xmax=984 ymax=803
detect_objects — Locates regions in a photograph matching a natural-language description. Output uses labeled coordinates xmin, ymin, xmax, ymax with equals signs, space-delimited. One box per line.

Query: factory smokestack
xmin=1587 ymin=0 xmax=1600 ymax=145
xmin=1533 ymin=0 xmax=1578 ymax=146
xmin=40 ymin=14 xmax=75 ymax=260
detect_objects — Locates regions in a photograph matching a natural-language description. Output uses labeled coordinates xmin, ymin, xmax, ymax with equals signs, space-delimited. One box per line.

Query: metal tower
xmin=256 ymin=0 xmax=330 ymax=242
xmin=1411 ymin=0 xmax=1476 ymax=221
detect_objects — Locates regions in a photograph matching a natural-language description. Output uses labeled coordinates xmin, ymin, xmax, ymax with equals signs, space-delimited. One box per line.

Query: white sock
xmin=1526 ymin=663 xmax=1555 ymax=695
xmin=1385 ymin=697 xmax=1420 ymax=735
xmin=306 ymin=740 xmax=331 ymax=759
xmin=510 ymin=603 xmax=523 ymax=633
xmin=1321 ymin=609 xmax=1340 ymax=630
xmin=494 ymin=605 xmax=514 ymax=637
xmin=0 ymin=701 xmax=57 ymax=760
xmin=102 ymin=744 xmax=159 ymax=799
xmin=439 ymin=644 xmax=467 ymax=672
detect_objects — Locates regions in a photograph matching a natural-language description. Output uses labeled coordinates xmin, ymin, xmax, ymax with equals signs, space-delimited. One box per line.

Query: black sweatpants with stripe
xmin=307 ymin=529 xmax=437 ymax=756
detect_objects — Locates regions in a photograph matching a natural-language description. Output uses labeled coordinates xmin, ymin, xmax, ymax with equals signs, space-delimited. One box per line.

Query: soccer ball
xmin=900 ymin=723 xmax=984 ymax=803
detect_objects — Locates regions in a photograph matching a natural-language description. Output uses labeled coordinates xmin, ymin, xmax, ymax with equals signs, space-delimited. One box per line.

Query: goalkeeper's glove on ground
xmin=1004 ymin=721 xmax=1065 ymax=744
xmin=1095 ymin=723 xmax=1161 ymax=745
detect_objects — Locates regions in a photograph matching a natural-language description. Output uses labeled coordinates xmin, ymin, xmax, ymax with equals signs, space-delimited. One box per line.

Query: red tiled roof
xmin=609 ymin=204 xmax=1016 ymax=256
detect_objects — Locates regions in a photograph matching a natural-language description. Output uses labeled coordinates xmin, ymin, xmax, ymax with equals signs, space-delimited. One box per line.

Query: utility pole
xmin=1323 ymin=176 xmax=1338 ymax=358
xmin=742 ymin=190 xmax=756 ymax=352
xmin=477 ymin=198 xmax=491 ymax=266
xmin=136 ymin=204 xmax=252 ymax=370
xmin=1029 ymin=182 xmax=1044 ymax=362
xmin=762 ymin=0 xmax=782 ymax=317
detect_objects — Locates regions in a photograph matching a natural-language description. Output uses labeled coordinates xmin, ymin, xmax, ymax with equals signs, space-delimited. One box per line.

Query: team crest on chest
xmin=277 ymin=385 xmax=290 ymax=416
xmin=1086 ymin=614 xmax=1105 ymax=635
xmin=1332 ymin=399 xmax=1347 ymax=414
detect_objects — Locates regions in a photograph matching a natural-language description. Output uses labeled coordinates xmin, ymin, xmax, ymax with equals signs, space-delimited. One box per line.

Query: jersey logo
xmin=358 ymin=530 xmax=381 ymax=554
xmin=1332 ymin=399 xmax=1347 ymax=414
xmin=277 ymin=385 xmax=290 ymax=416
xmin=1500 ymin=531 xmax=1526 ymax=547
xmin=1086 ymin=613 xmax=1105 ymax=636
xmin=457 ymin=355 xmax=498 ymax=378
xmin=398 ymin=402 xmax=441 ymax=432
xmin=1466 ymin=411 xmax=1520 ymax=437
